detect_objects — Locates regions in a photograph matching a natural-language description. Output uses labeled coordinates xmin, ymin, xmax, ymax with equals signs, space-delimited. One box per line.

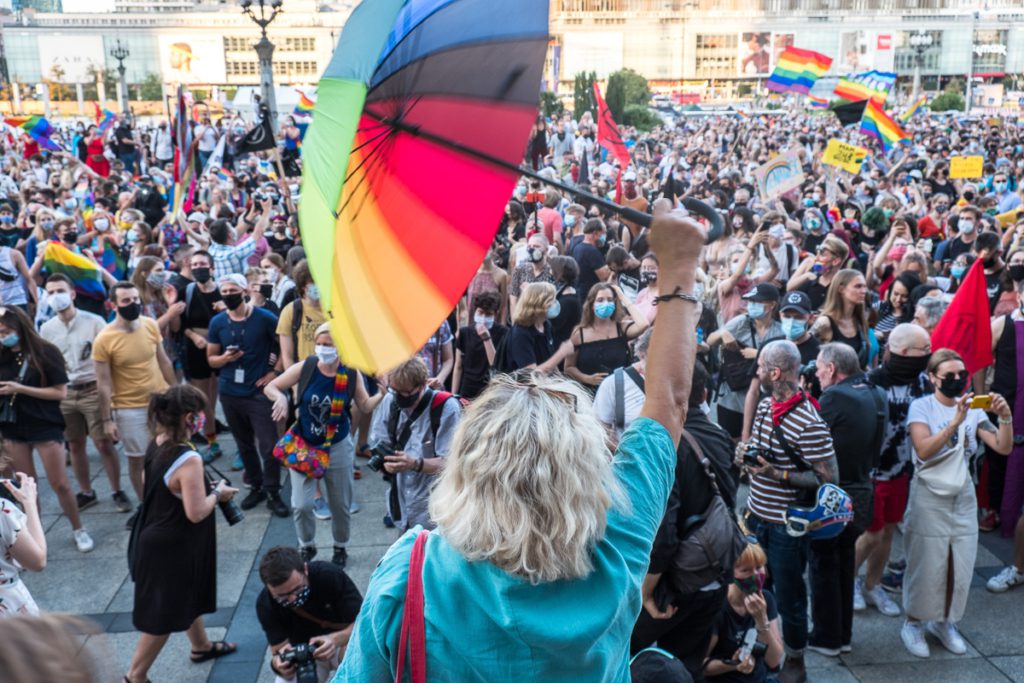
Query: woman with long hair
xmin=812 ymin=269 xmax=869 ymax=368
xmin=337 ymin=211 xmax=705 ymax=680
xmin=131 ymin=255 xmax=184 ymax=339
xmin=787 ymin=235 xmax=850 ymax=311
xmin=0 ymin=306 xmax=92 ymax=551
xmin=125 ymin=384 xmax=239 ymax=683
xmin=83 ymin=124 xmax=110 ymax=178
xmin=505 ymin=281 xmax=574 ymax=373
xmin=875 ymin=272 xmax=922 ymax=347
xmin=564 ymin=283 xmax=649 ymax=393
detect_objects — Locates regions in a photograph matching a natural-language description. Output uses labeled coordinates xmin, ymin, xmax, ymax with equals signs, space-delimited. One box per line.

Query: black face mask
xmin=983 ymin=255 xmax=998 ymax=269
xmin=0 ymin=230 xmax=18 ymax=247
xmin=938 ymin=374 xmax=968 ymax=399
xmin=62 ymin=230 xmax=79 ymax=244
xmin=1010 ymin=264 xmax=1024 ymax=282
xmin=258 ymin=283 xmax=273 ymax=299
xmin=640 ymin=272 xmax=657 ymax=286
xmin=885 ymin=353 xmax=929 ymax=383
xmin=193 ymin=267 xmax=212 ymax=284
xmin=222 ymin=292 xmax=245 ymax=310
xmin=118 ymin=302 xmax=141 ymax=321
xmin=394 ymin=389 xmax=420 ymax=409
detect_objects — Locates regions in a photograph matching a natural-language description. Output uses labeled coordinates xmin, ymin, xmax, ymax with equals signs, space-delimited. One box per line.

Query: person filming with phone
xmin=0 ymin=467 xmax=47 ymax=618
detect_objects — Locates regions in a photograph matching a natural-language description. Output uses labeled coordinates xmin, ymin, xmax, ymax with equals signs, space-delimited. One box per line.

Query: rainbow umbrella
xmin=300 ymin=0 xmax=549 ymax=373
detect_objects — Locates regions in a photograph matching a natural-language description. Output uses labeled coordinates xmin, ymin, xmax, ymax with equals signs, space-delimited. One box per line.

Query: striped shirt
xmin=747 ymin=396 xmax=835 ymax=524
xmin=208 ymin=236 xmax=256 ymax=278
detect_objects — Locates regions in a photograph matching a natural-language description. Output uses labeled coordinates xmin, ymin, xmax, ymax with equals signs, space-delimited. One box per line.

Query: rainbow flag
xmin=42 ymin=241 xmax=105 ymax=299
xmin=4 ymin=115 xmax=61 ymax=151
xmin=834 ymin=70 xmax=896 ymax=104
xmin=93 ymin=103 xmax=116 ymax=135
xmin=900 ymin=95 xmax=927 ymax=122
xmin=294 ymin=90 xmax=315 ymax=117
xmin=100 ymin=243 xmax=126 ymax=280
xmin=766 ymin=47 xmax=833 ymax=96
xmin=215 ymin=168 xmax=233 ymax=182
xmin=807 ymin=95 xmax=830 ymax=109
xmin=860 ymin=99 xmax=909 ymax=153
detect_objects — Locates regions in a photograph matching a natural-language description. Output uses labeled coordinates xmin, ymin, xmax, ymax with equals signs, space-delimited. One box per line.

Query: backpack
xmin=428 ymin=391 xmax=468 ymax=443
xmin=387 ymin=389 xmax=467 ymax=451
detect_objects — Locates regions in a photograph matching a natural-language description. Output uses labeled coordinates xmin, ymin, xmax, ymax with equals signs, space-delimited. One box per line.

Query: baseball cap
xmin=187 ymin=212 xmax=207 ymax=223
xmin=622 ymin=170 xmax=638 ymax=182
xmin=742 ymin=283 xmax=781 ymax=303
xmin=780 ymin=290 xmax=812 ymax=315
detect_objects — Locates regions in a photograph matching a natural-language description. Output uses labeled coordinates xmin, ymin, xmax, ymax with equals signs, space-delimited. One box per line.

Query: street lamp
xmin=909 ymin=31 xmax=933 ymax=101
xmin=110 ymin=38 xmax=130 ymax=115
xmin=241 ymin=0 xmax=282 ymax=132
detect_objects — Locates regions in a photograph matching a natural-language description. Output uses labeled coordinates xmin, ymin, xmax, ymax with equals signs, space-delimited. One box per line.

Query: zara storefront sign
xmin=973 ymin=44 xmax=1007 ymax=57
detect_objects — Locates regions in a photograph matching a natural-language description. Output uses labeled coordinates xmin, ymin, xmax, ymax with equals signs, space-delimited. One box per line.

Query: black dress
xmin=574 ymin=325 xmax=632 ymax=394
xmin=132 ymin=442 xmax=216 ymax=635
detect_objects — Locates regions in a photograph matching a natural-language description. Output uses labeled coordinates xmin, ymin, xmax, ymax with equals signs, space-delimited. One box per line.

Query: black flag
xmin=237 ymin=112 xmax=276 ymax=154
xmin=831 ymin=99 xmax=868 ymax=127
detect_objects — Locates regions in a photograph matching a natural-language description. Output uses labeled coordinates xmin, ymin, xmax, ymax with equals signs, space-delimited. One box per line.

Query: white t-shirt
xmin=594 ymin=367 xmax=646 ymax=439
xmin=0 ymin=498 xmax=27 ymax=584
xmin=906 ymin=394 xmax=990 ymax=471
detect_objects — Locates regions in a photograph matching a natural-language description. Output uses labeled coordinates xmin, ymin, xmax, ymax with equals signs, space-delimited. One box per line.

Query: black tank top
xmin=575 ymin=325 xmax=632 ymax=389
xmin=992 ymin=314 xmax=1018 ymax=400
xmin=828 ymin=316 xmax=869 ymax=367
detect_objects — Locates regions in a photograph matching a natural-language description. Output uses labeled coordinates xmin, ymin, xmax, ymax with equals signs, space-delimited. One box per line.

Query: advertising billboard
xmin=771 ymin=33 xmax=795 ymax=68
xmin=158 ymin=34 xmax=226 ymax=85
xmin=562 ymin=32 xmax=623 ymax=80
xmin=739 ymin=32 xmax=771 ymax=76
xmin=37 ymin=35 xmax=104 ymax=82
xmin=838 ymin=31 xmax=894 ymax=73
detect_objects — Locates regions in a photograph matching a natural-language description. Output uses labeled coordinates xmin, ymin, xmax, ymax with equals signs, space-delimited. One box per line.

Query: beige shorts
xmin=114 ymin=407 xmax=151 ymax=458
xmin=60 ymin=385 xmax=107 ymax=443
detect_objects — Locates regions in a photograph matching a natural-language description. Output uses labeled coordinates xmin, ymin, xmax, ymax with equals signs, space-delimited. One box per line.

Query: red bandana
xmin=771 ymin=391 xmax=819 ymax=426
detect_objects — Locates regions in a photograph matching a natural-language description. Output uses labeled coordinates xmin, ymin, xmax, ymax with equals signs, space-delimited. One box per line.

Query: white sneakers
xmin=853 ymin=577 xmax=866 ymax=611
xmin=73 ymin=528 xmax=94 ymax=553
xmin=902 ymin=620 xmax=968 ymax=657
xmin=986 ymin=565 xmax=1024 ymax=593
xmin=863 ymin=584 xmax=901 ymax=617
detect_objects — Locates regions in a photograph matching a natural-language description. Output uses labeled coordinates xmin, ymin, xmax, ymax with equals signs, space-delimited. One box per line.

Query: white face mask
xmin=473 ymin=314 xmax=495 ymax=330
xmin=315 ymin=344 xmax=338 ymax=364
xmin=93 ymin=218 xmax=110 ymax=232
xmin=48 ymin=291 xmax=72 ymax=312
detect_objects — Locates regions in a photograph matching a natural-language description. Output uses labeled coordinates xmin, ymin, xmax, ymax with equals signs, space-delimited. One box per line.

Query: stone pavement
xmin=18 ymin=432 xmax=1024 ymax=683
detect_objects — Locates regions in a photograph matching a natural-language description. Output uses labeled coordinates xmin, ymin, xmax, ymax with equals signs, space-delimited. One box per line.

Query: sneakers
xmin=926 ymin=620 xmax=967 ymax=655
xmin=75 ymin=491 xmax=98 ymax=511
xmin=266 ymin=492 xmax=289 ymax=518
xmin=332 ymin=546 xmax=348 ymax=568
xmin=231 ymin=454 xmax=244 ymax=471
xmin=215 ymin=418 xmax=230 ymax=434
xmin=777 ymin=655 xmax=806 ymax=683
xmin=350 ymin=501 xmax=361 ymax=514
xmin=240 ymin=488 xmax=267 ymax=511
xmin=987 ymin=565 xmax=1024 ymax=593
xmin=806 ymin=644 xmax=840 ymax=657
xmin=853 ymin=577 xmax=866 ymax=611
xmin=840 ymin=644 xmax=852 ymax=654
xmin=299 ymin=545 xmax=317 ymax=562
xmin=73 ymin=528 xmax=94 ymax=553
xmin=202 ymin=441 xmax=222 ymax=464
xmin=313 ymin=497 xmax=331 ymax=521
xmin=880 ymin=570 xmax=904 ymax=593
xmin=979 ymin=508 xmax=1000 ymax=532
xmin=863 ymin=583 xmax=901 ymax=617
xmin=112 ymin=490 xmax=133 ymax=513
xmin=901 ymin=620 xmax=930 ymax=658
xmin=383 ymin=514 xmax=395 ymax=528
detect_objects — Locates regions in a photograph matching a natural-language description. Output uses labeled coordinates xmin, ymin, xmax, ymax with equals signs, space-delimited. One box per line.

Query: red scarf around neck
xmin=771 ymin=391 xmax=819 ymax=425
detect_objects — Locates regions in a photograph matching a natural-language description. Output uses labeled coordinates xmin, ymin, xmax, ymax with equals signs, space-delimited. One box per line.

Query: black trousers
xmin=809 ymin=524 xmax=863 ymax=649
xmin=631 ymin=586 xmax=725 ymax=682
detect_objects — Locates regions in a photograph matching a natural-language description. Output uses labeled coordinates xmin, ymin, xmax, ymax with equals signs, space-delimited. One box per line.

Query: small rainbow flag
xmin=4 ymin=115 xmax=61 ymax=151
xmin=807 ymin=95 xmax=830 ymax=109
xmin=215 ymin=168 xmax=233 ymax=182
xmin=294 ymin=90 xmax=315 ymax=117
xmin=100 ymin=243 xmax=126 ymax=281
xmin=834 ymin=70 xmax=896 ymax=104
xmin=900 ymin=95 xmax=927 ymax=123
xmin=766 ymin=47 xmax=833 ymax=96
xmin=42 ymin=241 xmax=106 ymax=299
xmin=860 ymin=99 xmax=909 ymax=154
xmin=93 ymin=103 xmax=116 ymax=135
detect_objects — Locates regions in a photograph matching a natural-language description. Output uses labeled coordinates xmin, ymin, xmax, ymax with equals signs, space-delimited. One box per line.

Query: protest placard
xmin=949 ymin=156 xmax=984 ymax=179
xmin=753 ymin=148 xmax=804 ymax=198
xmin=821 ymin=138 xmax=868 ymax=174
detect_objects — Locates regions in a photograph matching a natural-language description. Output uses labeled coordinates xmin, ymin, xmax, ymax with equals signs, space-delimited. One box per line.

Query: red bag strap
xmin=395 ymin=530 xmax=428 ymax=683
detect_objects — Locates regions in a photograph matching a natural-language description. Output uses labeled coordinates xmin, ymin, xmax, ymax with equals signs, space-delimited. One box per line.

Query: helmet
xmin=784 ymin=484 xmax=854 ymax=540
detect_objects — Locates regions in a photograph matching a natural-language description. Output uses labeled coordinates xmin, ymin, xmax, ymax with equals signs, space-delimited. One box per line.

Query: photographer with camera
xmin=740 ymin=340 xmax=838 ymax=683
xmin=256 ymin=546 xmax=362 ymax=683
xmin=367 ymin=356 xmax=461 ymax=529
xmin=808 ymin=343 xmax=887 ymax=657
xmin=124 ymin=385 xmax=239 ymax=683
xmin=0 ymin=469 xmax=46 ymax=618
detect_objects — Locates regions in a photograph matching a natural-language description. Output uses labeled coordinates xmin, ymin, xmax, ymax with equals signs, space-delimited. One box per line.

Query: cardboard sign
xmin=753 ymin=148 xmax=805 ymax=199
xmin=821 ymin=138 xmax=868 ymax=174
xmin=949 ymin=156 xmax=984 ymax=179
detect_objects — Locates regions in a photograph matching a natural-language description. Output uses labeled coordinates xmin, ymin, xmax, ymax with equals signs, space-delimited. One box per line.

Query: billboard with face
xmin=739 ymin=32 xmax=771 ymax=76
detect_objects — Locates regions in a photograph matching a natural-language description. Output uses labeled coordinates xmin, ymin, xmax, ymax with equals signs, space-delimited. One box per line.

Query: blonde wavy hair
xmin=513 ymin=281 xmax=556 ymax=326
xmin=429 ymin=371 xmax=624 ymax=584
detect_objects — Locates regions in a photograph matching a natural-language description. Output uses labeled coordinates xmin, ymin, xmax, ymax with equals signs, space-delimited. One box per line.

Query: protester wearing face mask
xmin=703 ymin=542 xmax=785 ymax=681
xmin=634 ymin=253 xmax=662 ymax=324
xmin=991 ymin=171 xmax=1020 ymax=214
xmin=261 ymin=252 xmax=297 ymax=309
xmin=570 ymin=218 xmax=613 ymax=303
xmin=207 ymin=273 xmax=288 ymax=518
xmin=256 ymin=546 xmax=363 ymax=683
xmin=277 ymin=260 xmax=325 ymax=369
xmin=941 ymin=207 xmax=981 ymax=267
xmin=0 ymin=213 xmax=35 ymax=314
xmin=789 ymin=235 xmax=849 ymax=312
xmin=508 ymin=233 xmax=555 ymax=315
xmin=245 ymin=266 xmax=281 ymax=316
xmin=452 ymin=292 xmax=507 ymax=399
xmin=266 ymin=324 xmax=379 ymax=567
xmin=564 ymin=283 xmax=649 ymax=394
xmin=504 ymin=282 xmax=574 ymax=373
xmin=902 ymin=349 xmax=1013 ymax=659
xmin=754 ymin=219 xmax=798 ymax=287
xmin=0 ymin=204 xmax=21 ymax=250
xmin=945 ymin=253 xmax=975 ymax=296
xmin=131 ymin=255 xmax=185 ymax=344
xmin=875 ymin=272 xmax=922 ymax=346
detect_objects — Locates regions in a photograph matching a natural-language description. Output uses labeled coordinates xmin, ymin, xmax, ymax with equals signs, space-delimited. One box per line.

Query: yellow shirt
xmin=92 ymin=317 xmax=169 ymax=408
xmin=275 ymin=299 xmax=326 ymax=363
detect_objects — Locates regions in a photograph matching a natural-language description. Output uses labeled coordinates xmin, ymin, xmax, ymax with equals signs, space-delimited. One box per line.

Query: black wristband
xmin=653 ymin=286 xmax=700 ymax=306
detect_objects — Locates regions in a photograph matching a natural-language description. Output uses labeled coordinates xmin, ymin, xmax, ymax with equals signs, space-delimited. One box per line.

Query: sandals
xmin=190 ymin=640 xmax=237 ymax=663
xmin=356 ymin=443 xmax=371 ymax=458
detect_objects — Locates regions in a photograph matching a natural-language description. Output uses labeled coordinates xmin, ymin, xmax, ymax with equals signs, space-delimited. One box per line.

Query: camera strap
xmin=291 ymin=606 xmax=346 ymax=632
xmin=387 ymin=391 xmax=434 ymax=452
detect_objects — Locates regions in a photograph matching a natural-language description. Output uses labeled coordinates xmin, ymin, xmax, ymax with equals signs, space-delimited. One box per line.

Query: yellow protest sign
xmin=949 ymin=156 xmax=983 ymax=179
xmin=822 ymin=138 xmax=868 ymax=174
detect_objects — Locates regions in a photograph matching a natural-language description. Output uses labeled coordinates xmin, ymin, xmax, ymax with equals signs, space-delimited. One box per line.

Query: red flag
xmin=592 ymin=82 xmax=631 ymax=168
xmin=93 ymin=102 xmax=102 ymax=126
xmin=930 ymin=260 xmax=993 ymax=375
xmin=614 ymin=171 xmax=623 ymax=205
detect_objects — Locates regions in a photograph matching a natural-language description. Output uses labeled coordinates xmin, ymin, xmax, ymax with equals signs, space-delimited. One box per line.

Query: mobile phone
xmin=969 ymin=395 xmax=992 ymax=410
xmin=225 ymin=345 xmax=240 ymax=353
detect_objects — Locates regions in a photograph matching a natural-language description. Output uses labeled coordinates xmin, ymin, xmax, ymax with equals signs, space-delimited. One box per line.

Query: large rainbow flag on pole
xmin=765 ymin=47 xmax=833 ymax=96
xmin=860 ymin=99 xmax=909 ymax=153
xmin=4 ymin=116 xmax=61 ymax=151
xmin=42 ymin=241 xmax=106 ymax=299
xmin=834 ymin=70 xmax=897 ymax=104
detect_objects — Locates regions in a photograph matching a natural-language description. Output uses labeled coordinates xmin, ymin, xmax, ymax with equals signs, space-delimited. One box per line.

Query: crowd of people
xmin=0 ymin=98 xmax=1022 ymax=683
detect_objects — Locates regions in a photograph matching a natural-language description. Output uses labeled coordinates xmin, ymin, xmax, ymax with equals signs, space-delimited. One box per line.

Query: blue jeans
xmin=119 ymin=152 xmax=136 ymax=174
xmin=746 ymin=510 xmax=810 ymax=654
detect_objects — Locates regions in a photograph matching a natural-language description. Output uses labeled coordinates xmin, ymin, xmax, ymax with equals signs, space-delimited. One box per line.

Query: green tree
xmin=44 ymin=64 xmax=72 ymax=101
xmin=540 ymin=90 xmax=564 ymax=119
xmin=930 ymin=80 xmax=965 ymax=112
xmin=572 ymin=71 xmax=596 ymax=121
xmin=604 ymin=68 xmax=650 ymax=121
xmin=621 ymin=104 xmax=662 ymax=132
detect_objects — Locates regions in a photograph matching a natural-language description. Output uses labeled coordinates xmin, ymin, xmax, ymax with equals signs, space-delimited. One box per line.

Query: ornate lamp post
xmin=241 ymin=0 xmax=282 ymax=131
xmin=909 ymin=32 xmax=933 ymax=101
xmin=110 ymin=39 xmax=130 ymax=114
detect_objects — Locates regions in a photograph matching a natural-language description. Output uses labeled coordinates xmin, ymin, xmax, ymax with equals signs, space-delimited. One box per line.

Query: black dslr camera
xmin=279 ymin=642 xmax=318 ymax=683
xmin=205 ymin=464 xmax=244 ymax=526
xmin=743 ymin=446 xmax=774 ymax=468
xmin=365 ymin=442 xmax=394 ymax=473
xmin=800 ymin=361 xmax=822 ymax=399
